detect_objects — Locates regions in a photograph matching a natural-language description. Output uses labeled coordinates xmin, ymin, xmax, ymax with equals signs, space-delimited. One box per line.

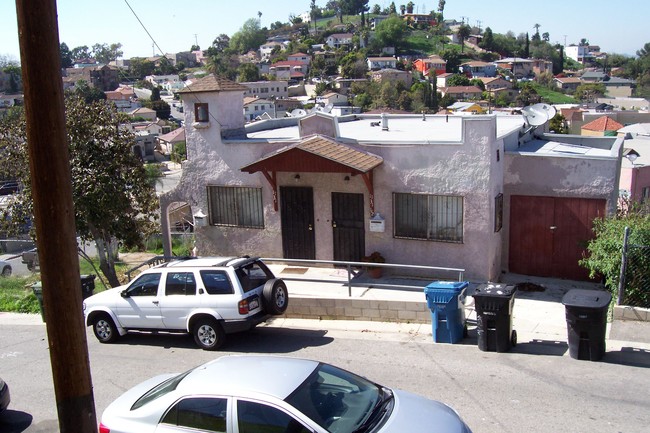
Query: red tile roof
xmin=178 ymin=74 xmax=248 ymax=94
xmin=582 ymin=115 xmax=624 ymax=132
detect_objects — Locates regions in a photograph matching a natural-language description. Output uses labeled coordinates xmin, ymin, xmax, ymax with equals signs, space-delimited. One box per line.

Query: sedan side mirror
xmin=120 ymin=290 xmax=130 ymax=298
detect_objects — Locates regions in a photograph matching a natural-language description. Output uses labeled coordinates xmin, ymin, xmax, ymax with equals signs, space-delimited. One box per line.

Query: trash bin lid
xmin=561 ymin=289 xmax=611 ymax=309
xmin=473 ymin=283 xmax=516 ymax=298
xmin=425 ymin=281 xmax=469 ymax=291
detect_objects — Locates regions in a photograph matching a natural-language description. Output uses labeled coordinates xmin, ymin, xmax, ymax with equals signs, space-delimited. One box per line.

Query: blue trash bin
xmin=424 ymin=281 xmax=469 ymax=343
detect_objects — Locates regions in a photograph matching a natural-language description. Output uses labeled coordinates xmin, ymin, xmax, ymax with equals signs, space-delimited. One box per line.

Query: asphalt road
xmin=1 ymin=319 xmax=649 ymax=433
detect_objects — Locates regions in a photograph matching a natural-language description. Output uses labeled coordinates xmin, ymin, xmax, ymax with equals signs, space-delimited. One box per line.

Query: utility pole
xmin=15 ymin=1 xmax=97 ymax=432
xmin=194 ymin=33 xmax=198 ymax=47
xmin=563 ymin=35 xmax=567 ymax=47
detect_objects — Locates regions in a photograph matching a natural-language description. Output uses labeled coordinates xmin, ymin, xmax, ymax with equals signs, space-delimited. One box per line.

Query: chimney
xmin=381 ymin=112 xmax=389 ymax=131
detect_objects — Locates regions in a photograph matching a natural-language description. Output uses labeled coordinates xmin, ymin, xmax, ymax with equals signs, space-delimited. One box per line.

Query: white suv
xmin=83 ymin=256 xmax=288 ymax=350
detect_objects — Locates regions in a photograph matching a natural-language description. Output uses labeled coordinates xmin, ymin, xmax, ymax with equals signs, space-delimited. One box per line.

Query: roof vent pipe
xmin=381 ymin=112 xmax=389 ymax=131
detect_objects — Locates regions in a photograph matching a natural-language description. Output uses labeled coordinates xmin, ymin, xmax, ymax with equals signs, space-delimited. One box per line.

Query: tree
xmin=523 ymin=33 xmax=530 ymax=58
xmin=549 ymin=113 xmax=568 ymax=134
xmin=447 ymin=74 xmax=470 ymax=86
xmin=580 ymin=203 xmax=650 ymax=300
xmin=532 ymin=24 xmax=541 ymax=43
xmin=399 ymin=4 xmax=405 ymax=15
xmin=441 ymin=48 xmax=461 ymax=73
xmin=574 ymin=83 xmax=606 ymax=102
xmin=388 ymin=2 xmax=397 ymax=14
xmin=68 ymin=79 xmax=107 ymax=103
xmin=542 ymin=32 xmax=550 ymax=42
xmin=151 ymin=87 xmax=161 ymax=101
xmin=229 ymin=18 xmax=268 ymax=54
xmin=70 ymin=45 xmax=91 ymax=61
xmin=371 ymin=4 xmax=381 ymax=14
xmin=92 ymin=43 xmax=123 ymax=64
xmin=406 ymin=1 xmax=414 ymax=13
xmin=60 ymin=42 xmax=73 ymax=68
xmin=480 ymin=27 xmax=494 ymax=51
xmin=457 ymin=24 xmax=471 ymax=53
xmin=515 ymin=83 xmax=541 ymax=106
xmin=237 ymin=63 xmax=260 ymax=82
xmin=190 ymin=44 xmax=200 ymax=51
xmin=0 ymin=97 xmax=159 ymax=287
xmin=128 ymin=58 xmax=156 ymax=80
xmin=374 ymin=15 xmax=409 ymax=51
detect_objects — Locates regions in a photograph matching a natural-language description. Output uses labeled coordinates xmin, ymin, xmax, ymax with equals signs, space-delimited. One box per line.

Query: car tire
xmin=263 ymin=279 xmax=289 ymax=315
xmin=1 ymin=266 xmax=11 ymax=277
xmin=92 ymin=314 xmax=119 ymax=343
xmin=193 ymin=318 xmax=225 ymax=351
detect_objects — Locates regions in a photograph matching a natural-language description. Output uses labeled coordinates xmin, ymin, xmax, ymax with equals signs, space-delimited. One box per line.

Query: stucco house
xmin=326 ymin=33 xmax=354 ymax=50
xmin=413 ymin=55 xmax=447 ymax=76
xmin=494 ymin=58 xmax=534 ymax=79
xmin=160 ymin=75 xmax=623 ymax=282
xmin=439 ymin=86 xmax=483 ymax=100
xmin=581 ymin=116 xmax=624 ymax=136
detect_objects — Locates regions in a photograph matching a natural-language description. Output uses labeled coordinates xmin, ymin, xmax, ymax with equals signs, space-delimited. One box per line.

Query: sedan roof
xmin=177 ymin=356 xmax=319 ymax=400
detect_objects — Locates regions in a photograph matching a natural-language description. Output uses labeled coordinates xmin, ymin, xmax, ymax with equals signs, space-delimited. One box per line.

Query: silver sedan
xmin=99 ymin=355 xmax=472 ymax=433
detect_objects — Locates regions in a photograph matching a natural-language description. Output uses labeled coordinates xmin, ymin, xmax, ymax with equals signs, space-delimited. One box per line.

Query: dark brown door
xmin=280 ymin=186 xmax=315 ymax=259
xmin=332 ymin=192 xmax=365 ymax=262
xmin=509 ymin=195 xmax=605 ymax=280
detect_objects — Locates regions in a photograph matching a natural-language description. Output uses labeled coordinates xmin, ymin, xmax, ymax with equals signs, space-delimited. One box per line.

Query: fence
xmin=618 ymin=227 xmax=650 ymax=308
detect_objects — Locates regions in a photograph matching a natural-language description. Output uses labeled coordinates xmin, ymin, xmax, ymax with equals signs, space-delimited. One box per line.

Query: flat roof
xmin=246 ymin=114 xmax=525 ymax=144
xmin=515 ymin=139 xmax=613 ymax=158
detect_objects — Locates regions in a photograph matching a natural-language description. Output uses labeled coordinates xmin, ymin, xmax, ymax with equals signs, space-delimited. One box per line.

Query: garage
xmin=509 ymin=195 xmax=606 ymax=280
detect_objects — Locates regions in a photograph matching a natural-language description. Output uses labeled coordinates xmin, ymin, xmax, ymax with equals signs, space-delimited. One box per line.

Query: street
xmin=1 ymin=318 xmax=649 ymax=433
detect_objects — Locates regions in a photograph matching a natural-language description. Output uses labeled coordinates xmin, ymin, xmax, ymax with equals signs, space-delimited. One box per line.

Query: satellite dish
xmin=290 ymin=109 xmax=307 ymax=118
xmin=522 ymin=103 xmax=555 ymax=127
xmin=324 ymin=103 xmax=334 ymax=113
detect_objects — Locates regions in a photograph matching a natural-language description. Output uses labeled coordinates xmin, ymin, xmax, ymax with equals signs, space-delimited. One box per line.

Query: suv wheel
xmin=193 ymin=318 xmax=225 ymax=351
xmin=92 ymin=314 xmax=119 ymax=343
xmin=263 ymin=279 xmax=289 ymax=315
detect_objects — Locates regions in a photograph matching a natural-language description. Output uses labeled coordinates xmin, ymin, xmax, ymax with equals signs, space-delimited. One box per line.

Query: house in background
xmin=554 ymin=77 xmax=582 ymax=92
xmin=494 ymin=58 xmax=534 ymax=79
xmin=413 ymin=55 xmax=447 ymax=76
xmin=240 ymin=81 xmax=289 ymax=99
xmin=460 ymin=61 xmax=496 ymax=78
xmin=581 ymin=115 xmax=624 ymax=136
xmin=243 ymin=97 xmax=275 ymax=121
xmin=439 ymin=86 xmax=483 ymax=100
xmin=367 ymin=57 xmax=397 ymax=70
xmin=618 ymin=124 xmax=650 ymax=204
xmin=326 ymin=33 xmax=354 ymax=50
xmin=161 ymin=75 xmax=622 ymax=282
xmin=156 ymin=127 xmax=185 ymax=156
xmin=370 ymin=68 xmax=412 ymax=87
xmin=447 ymin=101 xmax=484 ymax=114
xmin=316 ymin=92 xmax=348 ymax=107
xmin=436 ymin=73 xmax=454 ymax=88
xmin=128 ymin=107 xmax=157 ymax=121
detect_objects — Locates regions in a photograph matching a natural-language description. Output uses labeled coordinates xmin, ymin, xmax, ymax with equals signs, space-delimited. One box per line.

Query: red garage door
xmin=509 ymin=196 xmax=606 ymax=280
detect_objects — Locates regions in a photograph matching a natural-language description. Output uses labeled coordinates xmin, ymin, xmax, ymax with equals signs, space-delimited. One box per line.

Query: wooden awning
xmin=241 ymin=135 xmax=383 ymax=212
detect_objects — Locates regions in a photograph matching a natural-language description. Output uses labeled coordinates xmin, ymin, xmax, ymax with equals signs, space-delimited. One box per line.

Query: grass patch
xmin=531 ymin=83 xmax=578 ymax=104
xmin=0 ymin=275 xmax=41 ymax=314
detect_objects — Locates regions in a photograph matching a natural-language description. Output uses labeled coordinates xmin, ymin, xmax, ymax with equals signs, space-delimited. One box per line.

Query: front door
xmin=280 ymin=186 xmax=315 ymax=259
xmin=332 ymin=192 xmax=365 ymax=262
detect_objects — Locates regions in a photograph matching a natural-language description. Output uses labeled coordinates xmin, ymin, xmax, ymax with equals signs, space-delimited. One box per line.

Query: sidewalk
xmin=5 ymin=262 xmax=649 ymax=351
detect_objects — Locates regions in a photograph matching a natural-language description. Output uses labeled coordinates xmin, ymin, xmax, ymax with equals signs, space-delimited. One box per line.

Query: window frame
xmin=393 ymin=192 xmax=464 ymax=243
xmin=494 ymin=193 xmax=503 ymax=233
xmin=207 ymin=185 xmax=265 ymax=229
xmin=194 ymin=103 xmax=209 ymax=122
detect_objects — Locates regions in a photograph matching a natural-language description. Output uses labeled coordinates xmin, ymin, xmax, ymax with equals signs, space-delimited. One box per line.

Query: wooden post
xmin=15 ymin=1 xmax=98 ymax=432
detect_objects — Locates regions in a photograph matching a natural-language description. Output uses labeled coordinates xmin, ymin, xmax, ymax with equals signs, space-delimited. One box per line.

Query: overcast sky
xmin=1 ymin=0 xmax=647 ymax=62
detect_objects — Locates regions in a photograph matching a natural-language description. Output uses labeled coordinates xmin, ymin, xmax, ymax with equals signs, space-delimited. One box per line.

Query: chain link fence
xmin=618 ymin=228 xmax=650 ymax=308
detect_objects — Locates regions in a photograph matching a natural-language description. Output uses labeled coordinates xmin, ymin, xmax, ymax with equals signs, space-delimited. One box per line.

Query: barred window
xmin=495 ymin=193 xmax=503 ymax=233
xmin=393 ymin=193 xmax=463 ymax=243
xmin=207 ymin=186 xmax=264 ymax=228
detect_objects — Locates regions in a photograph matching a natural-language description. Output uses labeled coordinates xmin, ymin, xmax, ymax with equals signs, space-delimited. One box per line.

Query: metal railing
xmin=123 ymin=255 xmax=465 ymax=298
xmin=261 ymin=258 xmax=465 ymax=297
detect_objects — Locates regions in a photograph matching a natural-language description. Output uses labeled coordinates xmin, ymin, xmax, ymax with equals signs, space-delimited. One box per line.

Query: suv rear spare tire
xmin=263 ymin=279 xmax=289 ymax=315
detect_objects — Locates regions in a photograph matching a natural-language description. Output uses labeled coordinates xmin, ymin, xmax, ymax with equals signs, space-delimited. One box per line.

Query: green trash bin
xmin=32 ymin=281 xmax=45 ymax=322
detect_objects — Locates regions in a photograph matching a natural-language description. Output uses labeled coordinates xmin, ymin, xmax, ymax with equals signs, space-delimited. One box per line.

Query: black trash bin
xmin=473 ymin=284 xmax=517 ymax=352
xmin=80 ymin=274 xmax=96 ymax=299
xmin=561 ymin=289 xmax=611 ymax=361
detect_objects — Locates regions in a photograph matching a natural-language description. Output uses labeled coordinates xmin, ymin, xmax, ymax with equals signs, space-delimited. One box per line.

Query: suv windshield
xmin=285 ymin=363 xmax=383 ymax=432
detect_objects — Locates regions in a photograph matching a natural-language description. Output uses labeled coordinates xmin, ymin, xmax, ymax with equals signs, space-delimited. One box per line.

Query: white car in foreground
xmin=99 ymin=355 xmax=473 ymax=433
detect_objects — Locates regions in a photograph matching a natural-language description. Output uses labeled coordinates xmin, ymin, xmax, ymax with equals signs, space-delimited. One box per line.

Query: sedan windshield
xmin=285 ymin=363 xmax=386 ymax=433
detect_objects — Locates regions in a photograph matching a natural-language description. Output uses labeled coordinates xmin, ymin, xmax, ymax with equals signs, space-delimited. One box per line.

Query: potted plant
xmin=362 ymin=251 xmax=385 ymax=279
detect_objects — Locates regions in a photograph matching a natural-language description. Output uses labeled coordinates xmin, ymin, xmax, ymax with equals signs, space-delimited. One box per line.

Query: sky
xmin=1 ymin=0 xmax=648 ymax=63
